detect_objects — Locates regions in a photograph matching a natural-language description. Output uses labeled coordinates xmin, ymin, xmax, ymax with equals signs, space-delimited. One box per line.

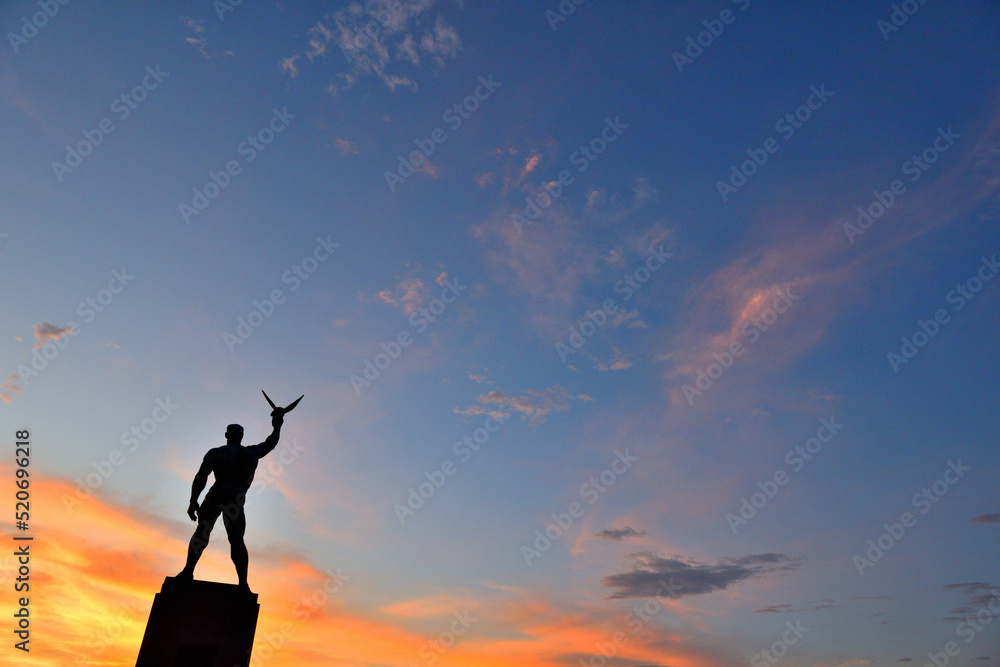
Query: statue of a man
xmin=177 ymin=397 xmax=297 ymax=591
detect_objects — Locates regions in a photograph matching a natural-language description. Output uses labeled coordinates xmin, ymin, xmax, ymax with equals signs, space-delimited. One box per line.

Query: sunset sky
xmin=2 ymin=1 xmax=1000 ymax=665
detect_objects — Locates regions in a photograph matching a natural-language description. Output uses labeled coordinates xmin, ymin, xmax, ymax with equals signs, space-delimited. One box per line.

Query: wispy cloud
xmin=597 ymin=356 xmax=632 ymax=371
xmin=381 ymin=593 xmax=480 ymax=618
xmin=456 ymin=385 xmax=588 ymax=424
xmin=942 ymin=581 xmax=999 ymax=621
xmin=374 ymin=276 xmax=427 ymax=315
xmin=281 ymin=0 xmax=462 ymax=94
xmin=754 ymin=599 xmax=838 ymax=613
xmin=280 ymin=55 xmax=301 ymax=78
xmin=333 ymin=137 xmax=360 ymax=155
xmin=1 ymin=374 xmax=23 ymax=404
xmin=472 ymin=178 xmax=666 ymax=339
xmin=0 ymin=62 xmax=47 ymax=130
xmin=474 ymin=172 xmax=497 ymax=188
xmin=180 ymin=16 xmax=209 ymax=58
xmin=584 ymin=177 xmax=657 ymax=227
xmin=653 ymin=128 xmax=999 ymax=413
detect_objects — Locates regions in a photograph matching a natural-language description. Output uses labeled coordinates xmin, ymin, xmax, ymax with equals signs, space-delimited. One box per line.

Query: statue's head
xmin=225 ymin=424 xmax=244 ymax=443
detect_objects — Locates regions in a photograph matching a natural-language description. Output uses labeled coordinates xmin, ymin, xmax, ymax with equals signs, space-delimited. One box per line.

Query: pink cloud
xmin=33 ymin=321 xmax=75 ymax=349
xmin=374 ymin=277 xmax=428 ymax=316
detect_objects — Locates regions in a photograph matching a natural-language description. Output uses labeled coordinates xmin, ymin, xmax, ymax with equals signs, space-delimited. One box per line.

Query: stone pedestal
xmin=135 ymin=577 xmax=259 ymax=667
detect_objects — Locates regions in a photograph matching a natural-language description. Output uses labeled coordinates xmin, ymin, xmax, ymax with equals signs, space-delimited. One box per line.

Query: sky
xmin=1 ymin=0 xmax=999 ymax=665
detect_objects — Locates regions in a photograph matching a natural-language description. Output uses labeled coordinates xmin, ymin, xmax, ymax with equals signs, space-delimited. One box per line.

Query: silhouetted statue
xmin=177 ymin=391 xmax=303 ymax=592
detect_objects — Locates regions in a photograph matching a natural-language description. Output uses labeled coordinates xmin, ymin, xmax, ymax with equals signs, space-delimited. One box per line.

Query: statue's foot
xmin=238 ymin=581 xmax=254 ymax=595
xmin=175 ymin=569 xmax=193 ymax=581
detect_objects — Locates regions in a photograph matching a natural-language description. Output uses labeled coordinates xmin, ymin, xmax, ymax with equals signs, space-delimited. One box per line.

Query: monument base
xmin=135 ymin=577 xmax=259 ymax=667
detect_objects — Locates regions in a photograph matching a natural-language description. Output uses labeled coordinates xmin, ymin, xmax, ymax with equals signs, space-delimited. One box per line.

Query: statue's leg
xmin=223 ymin=504 xmax=249 ymax=589
xmin=178 ymin=508 xmax=219 ymax=578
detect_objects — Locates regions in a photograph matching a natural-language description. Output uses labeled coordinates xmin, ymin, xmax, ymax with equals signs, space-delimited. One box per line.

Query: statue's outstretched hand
xmin=187 ymin=500 xmax=199 ymax=521
xmin=262 ymin=392 xmax=300 ymax=428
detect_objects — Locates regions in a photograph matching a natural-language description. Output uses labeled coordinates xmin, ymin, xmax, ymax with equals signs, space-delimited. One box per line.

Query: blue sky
xmin=2 ymin=1 xmax=1000 ymax=665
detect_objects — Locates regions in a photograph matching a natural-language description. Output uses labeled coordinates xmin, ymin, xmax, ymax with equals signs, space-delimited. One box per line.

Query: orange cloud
xmin=522 ymin=153 xmax=542 ymax=176
xmin=0 ymin=469 xmax=734 ymax=666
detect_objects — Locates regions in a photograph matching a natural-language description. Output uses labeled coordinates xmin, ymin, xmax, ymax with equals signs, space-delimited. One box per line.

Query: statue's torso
xmin=206 ymin=444 xmax=259 ymax=502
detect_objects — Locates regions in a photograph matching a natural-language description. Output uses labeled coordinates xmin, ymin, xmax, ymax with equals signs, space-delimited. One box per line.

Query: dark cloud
xmin=553 ymin=655 xmax=664 ymax=667
xmin=602 ymin=552 xmax=798 ymax=599
xmin=596 ymin=527 xmax=647 ymax=541
xmin=32 ymin=321 xmax=75 ymax=349
xmin=971 ymin=512 xmax=1000 ymax=524
xmin=753 ymin=599 xmax=837 ymax=614
xmin=943 ymin=582 xmax=999 ymax=621
xmin=944 ymin=582 xmax=993 ymax=595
